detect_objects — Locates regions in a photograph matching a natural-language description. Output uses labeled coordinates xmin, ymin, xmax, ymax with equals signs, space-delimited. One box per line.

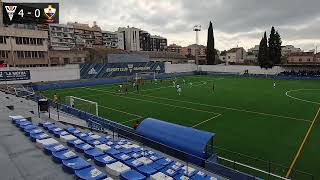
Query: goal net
xmin=65 ymin=96 xmax=98 ymax=116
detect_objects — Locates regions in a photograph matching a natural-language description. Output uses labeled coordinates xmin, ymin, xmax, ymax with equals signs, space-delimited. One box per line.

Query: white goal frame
xmin=65 ymin=96 xmax=99 ymax=116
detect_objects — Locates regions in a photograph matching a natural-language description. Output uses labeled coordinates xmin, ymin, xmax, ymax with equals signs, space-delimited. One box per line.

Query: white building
xmin=281 ymin=45 xmax=301 ymax=56
xmin=226 ymin=47 xmax=246 ymax=64
xmin=48 ymin=24 xmax=75 ymax=50
xmin=117 ymin=26 xmax=141 ymax=51
xmin=248 ymin=45 xmax=259 ymax=55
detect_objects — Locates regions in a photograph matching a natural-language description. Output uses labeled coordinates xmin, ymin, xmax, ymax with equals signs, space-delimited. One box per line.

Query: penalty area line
xmin=192 ymin=114 xmax=222 ymax=128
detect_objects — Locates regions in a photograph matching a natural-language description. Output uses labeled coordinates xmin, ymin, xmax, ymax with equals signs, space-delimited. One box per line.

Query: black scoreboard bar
xmin=3 ymin=3 xmax=59 ymax=25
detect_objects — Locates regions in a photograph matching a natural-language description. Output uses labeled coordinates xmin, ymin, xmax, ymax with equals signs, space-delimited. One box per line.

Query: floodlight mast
xmin=193 ymin=25 xmax=201 ymax=69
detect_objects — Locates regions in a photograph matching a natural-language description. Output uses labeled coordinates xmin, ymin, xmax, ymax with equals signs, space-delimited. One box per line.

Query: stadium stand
xmin=0 ymin=90 xmax=230 ymax=180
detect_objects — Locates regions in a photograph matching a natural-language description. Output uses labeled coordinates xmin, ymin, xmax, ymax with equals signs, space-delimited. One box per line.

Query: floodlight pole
xmin=193 ymin=25 xmax=201 ymax=71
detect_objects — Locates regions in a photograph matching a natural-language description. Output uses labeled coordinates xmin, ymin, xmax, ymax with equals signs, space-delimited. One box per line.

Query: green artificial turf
xmin=41 ymin=75 xmax=320 ymax=180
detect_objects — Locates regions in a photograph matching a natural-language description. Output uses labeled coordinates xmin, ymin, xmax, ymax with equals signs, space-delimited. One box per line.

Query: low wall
xmin=165 ymin=63 xmax=197 ymax=73
xmin=0 ymin=64 xmax=80 ymax=84
xmin=199 ymin=65 xmax=284 ymax=75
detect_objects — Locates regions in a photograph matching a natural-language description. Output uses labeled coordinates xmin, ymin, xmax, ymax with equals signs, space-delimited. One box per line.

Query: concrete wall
xmin=0 ymin=64 xmax=80 ymax=84
xmin=165 ymin=64 xmax=285 ymax=75
xmin=165 ymin=63 xmax=197 ymax=73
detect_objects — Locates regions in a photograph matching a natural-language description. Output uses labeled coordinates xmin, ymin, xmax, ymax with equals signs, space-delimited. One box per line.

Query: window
xmin=39 ymin=52 xmax=44 ymax=58
xmin=0 ymin=36 xmax=6 ymax=44
xmin=0 ymin=51 xmax=8 ymax=58
xmin=299 ymin=58 xmax=302 ymax=62
xmin=307 ymin=58 xmax=311 ymax=62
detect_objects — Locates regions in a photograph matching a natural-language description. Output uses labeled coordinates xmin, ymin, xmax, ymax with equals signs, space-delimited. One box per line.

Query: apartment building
xmin=0 ymin=27 xmax=49 ymax=67
xmin=49 ymin=24 xmax=75 ymax=50
xmin=167 ymin=44 xmax=182 ymax=53
xmin=102 ymin=31 xmax=118 ymax=48
xmin=68 ymin=22 xmax=102 ymax=48
xmin=151 ymin=35 xmax=167 ymax=51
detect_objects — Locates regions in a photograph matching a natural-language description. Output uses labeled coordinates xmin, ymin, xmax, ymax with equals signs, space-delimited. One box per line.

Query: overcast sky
xmin=11 ymin=0 xmax=320 ymax=51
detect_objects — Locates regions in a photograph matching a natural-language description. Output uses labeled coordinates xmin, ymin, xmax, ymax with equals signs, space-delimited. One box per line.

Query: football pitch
xmin=41 ymin=75 xmax=320 ymax=180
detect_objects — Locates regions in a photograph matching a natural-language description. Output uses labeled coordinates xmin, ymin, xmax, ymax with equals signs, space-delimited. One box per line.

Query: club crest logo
xmin=44 ymin=5 xmax=56 ymax=20
xmin=127 ymin=64 xmax=134 ymax=73
xmin=5 ymin=6 xmax=17 ymax=21
xmin=155 ymin=65 xmax=161 ymax=71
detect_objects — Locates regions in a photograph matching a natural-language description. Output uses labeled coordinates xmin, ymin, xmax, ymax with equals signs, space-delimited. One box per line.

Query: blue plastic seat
xmin=161 ymin=167 xmax=178 ymax=177
xmin=191 ymin=171 xmax=208 ymax=180
xmin=137 ymin=165 xmax=158 ymax=177
xmin=26 ymin=128 xmax=43 ymax=136
xmin=75 ymin=166 xmax=107 ymax=180
xmin=49 ymin=127 xmax=63 ymax=134
xmin=65 ymin=126 xmax=77 ymax=133
xmin=75 ymin=143 xmax=94 ymax=153
xmin=87 ymin=139 xmax=102 ymax=146
xmin=84 ymin=148 xmax=105 ymax=159
xmin=39 ymin=121 xmax=54 ymax=128
xmin=94 ymin=154 xmax=117 ymax=167
xmin=21 ymin=124 xmax=36 ymax=132
xmin=174 ymin=173 xmax=189 ymax=180
xmin=46 ymin=124 xmax=58 ymax=131
xmin=124 ymin=158 xmax=144 ymax=169
xmin=67 ymin=139 xmax=85 ymax=147
xmin=62 ymin=157 xmax=91 ymax=174
xmin=30 ymin=133 xmax=50 ymax=142
xmin=9 ymin=116 xmax=26 ymax=124
xmin=148 ymin=153 xmax=164 ymax=161
xmin=43 ymin=144 xmax=68 ymax=155
xmin=149 ymin=162 xmax=165 ymax=171
xmin=81 ymin=135 xmax=94 ymax=142
xmin=15 ymin=119 xmax=29 ymax=126
xmin=17 ymin=121 xmax=32 ymax=128
xmin=105 ymin=148 xmax=121 ymax=156
xmin=128 ymin=152 xmax=142 ymax=159
xmin=53 ymin=130 xmax=69 ymax=138
xmin=113 ymin=153 xmax=133 ymax=162
xmin=120 ymin=170 xmax=146 ymax=180
xmin=156 ymin=158 xmax=173 ymax=166
xmin=52 ymin=150 xmax=78 ymax=164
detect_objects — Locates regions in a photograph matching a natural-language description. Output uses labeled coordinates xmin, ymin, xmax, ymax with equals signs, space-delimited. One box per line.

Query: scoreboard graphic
xmin=3 ymin=3 xmax=59 ymax=25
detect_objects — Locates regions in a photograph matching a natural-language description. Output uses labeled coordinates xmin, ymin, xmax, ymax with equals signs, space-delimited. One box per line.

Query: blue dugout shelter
xmin=136 ymin=118 xmax=215 ymax=166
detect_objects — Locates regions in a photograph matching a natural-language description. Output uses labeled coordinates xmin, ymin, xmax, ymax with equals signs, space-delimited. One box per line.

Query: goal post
xmin=65 ymin=96 xmax=98 ymax=116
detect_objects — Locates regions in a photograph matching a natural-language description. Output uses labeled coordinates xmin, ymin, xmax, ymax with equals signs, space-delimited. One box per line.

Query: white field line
xmin=81 ymin=86 xmax=310 ymax=123
xmin=285 ymin=89 xmax=320 ymax=105
xmin=132 ymin=92 xmax=311 ymax=123
xmin=81 ymin=87 xmax=218 ymax=115
xmin=218 ymin=156 xmax=291 ymax=180
xmin=192 ymin=114 xmax=222 ymax=128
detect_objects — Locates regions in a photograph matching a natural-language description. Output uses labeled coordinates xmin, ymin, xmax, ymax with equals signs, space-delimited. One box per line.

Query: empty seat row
xmin=10 ymin=115 xmax=219 ymax=180
xmin=9 ymin=116 xmax=110 ymax=180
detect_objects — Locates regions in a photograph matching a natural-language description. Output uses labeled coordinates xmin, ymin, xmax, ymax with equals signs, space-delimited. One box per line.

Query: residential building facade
xmin=68 ymin=22 xmax=102 ymax=48
xmin=287 ymin=52 xmax=317 ymax=64
xmin=49 ymin=50 xmax=89 ymax=65
xmin=167 ymin=44 xmax=182 ymax=54
xmin=281 ymin=45 xmax=301 ymax=57
xmin=0 ymin=27 xmax=49 ymax=67
xmin=226 ymin=47 xmax=246 ymax=64
xmin=139 ymin=31 xmax=151 ymax=51
xmin=150 ymin=35 xmax=167 ymax=51
xmin=49 ymin=24 xmax=75 ymax=50
xmin=102 ymin=31 xmax=118 ymax=48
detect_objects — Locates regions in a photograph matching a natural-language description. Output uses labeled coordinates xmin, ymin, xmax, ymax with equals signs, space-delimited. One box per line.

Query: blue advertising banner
xmin=0 ymin=70 xmax=31 ymax=81
xmin=80 ymin=62 xmax=165 ymax=79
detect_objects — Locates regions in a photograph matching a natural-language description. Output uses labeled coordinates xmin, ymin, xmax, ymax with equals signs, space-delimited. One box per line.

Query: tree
xmin=258 ymin=32 xmax=272 ymax=69
xmin=268 ymin=27 xmax=277 ymax=65
xmin=274 ymin=31 xmax=282 ymax=64
xmin=206 ymin=21 xmax=215 ymax=65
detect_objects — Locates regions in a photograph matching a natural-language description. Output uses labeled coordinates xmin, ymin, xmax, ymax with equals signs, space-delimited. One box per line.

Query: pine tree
xmin=258 ymin=32 xmax=272 ymax=69
xmin=274 ymin=31 xmax=282 ymax=64
xmin=206 ymin=21 xmax=215 ymax=65
xmin=268 ymin=27 xmax=277 ymax=65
